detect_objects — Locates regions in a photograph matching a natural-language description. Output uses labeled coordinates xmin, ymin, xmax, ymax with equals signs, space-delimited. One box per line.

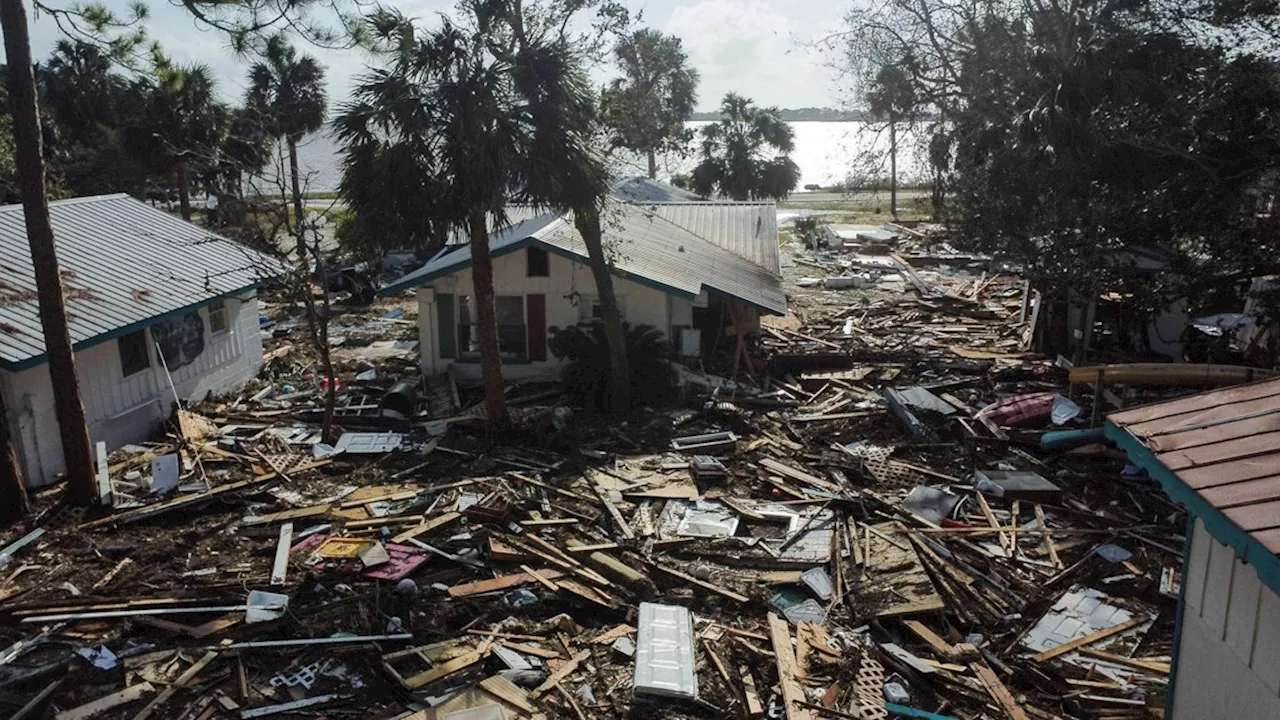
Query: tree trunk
xmin=647 ymin=150 xmax=657 ymax=180
xmin=0 ymin=386 xmax=29 ymax=523
xmin=0 ymin=0 xmax=96 ymax=505
xmin=574 ymin=207 xmax=630 ymax=411
xmin=889 ymin=119 xmax=898 ymax=221
xmin=284 ymin=134 xmax=336 ymax=442
xmin=176 ymin=163 xmax=191 ymax=221
xmin=288 ymin=136 xmax=305 ymax=259
xmin=468 ymin=208 xmax=508 ymax=426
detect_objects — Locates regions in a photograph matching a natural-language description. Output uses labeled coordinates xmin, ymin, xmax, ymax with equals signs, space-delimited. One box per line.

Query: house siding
xmin=417 ymin=248 xmax=691 ymax=381
xmin=1172 ymin=518 xmax=1280 ymax=718
xmin=1 ymin=295 xmax=263 ymax=486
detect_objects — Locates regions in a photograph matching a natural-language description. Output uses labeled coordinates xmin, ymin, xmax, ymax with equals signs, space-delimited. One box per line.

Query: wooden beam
xmin=1073 ymin=647 xmax=1170 ymax=674
xmin=903 ymin=620 xmax=959 ymax=659
xmin=970 ymin=662 xmax=1029 ymax=720
xmin=447 ymin=569 xmax=566 ymax=598
xmin=55 ymin=682 xmax=156 ymax=720
xmin=1031 ymin=618 xmax=1144 ymax=663
xmin=530 ymin=649 xmax=590 ymax=699
xmin=767 ymin=613 xmax=814 ymax=720
xmin=391 ymin=511 xmax=462 ymax=544
xmin=649 ymin=562 xmax=748 ymax=603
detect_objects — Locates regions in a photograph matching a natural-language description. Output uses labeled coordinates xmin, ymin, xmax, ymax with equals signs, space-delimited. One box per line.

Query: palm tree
xmin=506 ymin=15 xmax=631 ymax=410
xmin=600 ymin=28 xmax=699 ymax=179
xmin=691 ymin=93 xmax=800 ymax=201
xmin=245 ymin=34 xmax=327 ymax=256
xmin=867 ymin=63 xmax=918 ymax=220
xmin=337 ymin=15 xmax=530 ymax=425
xmin=128 ymin=63 xmax=229 ymax=220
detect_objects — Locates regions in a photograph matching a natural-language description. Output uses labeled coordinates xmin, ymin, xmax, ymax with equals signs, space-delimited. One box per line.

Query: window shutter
xmin=437 ymin=294 xmax=456 ymax=360
xmin=526 ymin=293 xmax=547 ymax=361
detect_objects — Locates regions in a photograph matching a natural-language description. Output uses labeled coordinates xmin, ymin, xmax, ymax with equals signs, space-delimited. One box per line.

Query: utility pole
xmin=0 ymin=0 xmax=98 ymax=504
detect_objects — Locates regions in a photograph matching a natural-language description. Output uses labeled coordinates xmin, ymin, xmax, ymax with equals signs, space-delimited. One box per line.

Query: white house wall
xmin=418 ymin=248 xmax=691 ymax=381
xmin=2 ymin=294 xmax=264 ymax=487
xmin=1172 ymin=518 xmax=1280 ymax=718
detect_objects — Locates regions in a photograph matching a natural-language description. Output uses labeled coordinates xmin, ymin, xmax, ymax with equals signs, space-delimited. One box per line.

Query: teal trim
xmin=884 ymin=703 xmax=958 ymax=720
xmin=1103 ymin=420 xmax=1280 ymax=599
xmin=0 ymin=285 xmax=258 ymax=373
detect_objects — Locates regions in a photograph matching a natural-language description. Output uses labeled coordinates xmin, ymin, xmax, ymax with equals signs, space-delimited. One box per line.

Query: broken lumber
xmin=767 ymin=612 xmax=814 ymax=720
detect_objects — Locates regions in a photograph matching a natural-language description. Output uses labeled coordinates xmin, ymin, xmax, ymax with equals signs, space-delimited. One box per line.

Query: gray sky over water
xmin=29 ymin=0 xmax=847 ymax=111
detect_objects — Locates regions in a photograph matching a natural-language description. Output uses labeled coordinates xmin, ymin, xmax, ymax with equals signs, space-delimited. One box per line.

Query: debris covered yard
xmin=0 ymin=230 xmax=1222 ymax=720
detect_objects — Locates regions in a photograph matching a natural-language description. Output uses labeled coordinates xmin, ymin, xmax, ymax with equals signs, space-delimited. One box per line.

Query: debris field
xmin=0 ymin=229 xmax=1215 ymax=720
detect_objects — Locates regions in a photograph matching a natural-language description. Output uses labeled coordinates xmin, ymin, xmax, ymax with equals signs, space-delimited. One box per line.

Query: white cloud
xmin=664 ymin=0 xmax=841 ymax=110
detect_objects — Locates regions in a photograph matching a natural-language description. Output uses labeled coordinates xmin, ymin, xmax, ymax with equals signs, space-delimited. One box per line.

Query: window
xmin=578 ymin=294 xmax=626 ymax=323
xmin=118 ymin=330 xmax=150 ymax=377
xmin=458 ymin=295 xmax=528 ymax=359
xmin=526 ymin=247 xmax=549 ymax=277
xmin=208 ymin=300 xmax=229 ymax=334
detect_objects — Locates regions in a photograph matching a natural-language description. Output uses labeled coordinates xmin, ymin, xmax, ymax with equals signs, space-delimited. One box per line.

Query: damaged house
xmin=381 ymin=190 xmax=787 ymax=381
xmin=0 ymin=194 xmax=279 ymax=486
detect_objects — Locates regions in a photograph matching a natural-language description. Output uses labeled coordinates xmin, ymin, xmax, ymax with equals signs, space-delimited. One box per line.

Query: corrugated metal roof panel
xmin=1109 ymin=378 xmax=1280 ymax=553
xmin=642 ymin=202 xmax=780 ymax=274
xmin=0 ymin=194 xmax=283 ymax=367
xmin=611 ymin=177 xmax=703 ymax=203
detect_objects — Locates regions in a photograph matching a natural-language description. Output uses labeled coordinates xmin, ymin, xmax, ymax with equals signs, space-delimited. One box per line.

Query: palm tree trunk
xmin=889 ymin=119 xmax=898 ymax=221
xmin=176 ymin=163 xmax=192 ymax=221
xmin=288 ymin=137 xmax=305 ymax=258
xmin=647 ymin=150 xmax=657 ymax=180
xmin=0 ymin=386 xmax=29 ymax=523
xmin=468 ymin=208 xmax=508 ymax=426
xmin=0 ymin=0 xmax=96 ymax=505
xmin=574 ymin=207 xmax=630 ymax=411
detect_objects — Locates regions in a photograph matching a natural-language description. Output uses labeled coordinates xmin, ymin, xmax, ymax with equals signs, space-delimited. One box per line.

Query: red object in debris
xmin=976 ymin=391 xmax=1056 ymax=427
xmin=319 ymin=377 xmax=341 ymax=392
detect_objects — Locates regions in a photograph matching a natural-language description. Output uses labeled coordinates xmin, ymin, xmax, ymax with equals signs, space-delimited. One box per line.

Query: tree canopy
xmin=690 ymin=93 xmax=800 ymax=201
xmin=600 ymin=28 xmax=699 ymax=179
xmin=841 ymin=0 xmax=1280 ymax=321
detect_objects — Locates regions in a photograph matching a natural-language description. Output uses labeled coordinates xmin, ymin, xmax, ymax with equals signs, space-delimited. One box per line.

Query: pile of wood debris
xmin=0 ymin=245 xmax=1243 ymax=720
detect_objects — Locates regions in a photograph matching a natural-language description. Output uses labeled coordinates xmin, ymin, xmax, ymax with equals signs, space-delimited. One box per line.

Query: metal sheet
xmin=634 ymin=602 xmax=698 ymax=701
xmin=334 ymin=432 xmax=404 ymax=454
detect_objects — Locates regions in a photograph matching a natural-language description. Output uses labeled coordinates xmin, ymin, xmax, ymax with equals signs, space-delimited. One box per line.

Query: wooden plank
xmin=447 ymin=569 xmax=566 ymax=598
xmin=1033 ymin=505 xmax=1061 ymax=569
xmin=402 ymin=649 xmax=486 ymax=690
xmin=592 ymin=485 xmax=635 ymax=541
xmin=1030 ymin=617 xmax=1144 ymax=663
xmin=741 ymin=666 xmax=766 ymax=717
xmin=767 ymin=612 xmax=814 ymax=720
xmin=649 ymin=562 xmax=749 ymax=603
xmin=55 ymin=682 xmax=156 ymax=720
xmin=592 ymin=624 xmax=635 ymax=645
xmin=133 ymin=650 xmax=220 ymax=720
xmin=479 ymin=675 xmax=538 ymax=715
xmin=390 ymin=512 xmax=462 ymax=543
xmin=971 ymin=663 xmax=1030 ymax=720
xmin=759 ymin=458 xmax=841 ymax=493
xmin=270 ymin=522 xmax=293 ymax=586
xmin=1073 ymin=647 xmax=1170 ymax=674
xmin=1201 ymin=476 xmax=1280 ymax=509
xmin=1073 ymin=363 xmax=1275 ymax=388
xmin=519 ymin=565 xmax=560 ymax=592
xmin=500 ymin=640 xmax=561 ymax=659
xmin=246 ymin=505 xmax=331 ymax=525
xmin=903 ymin=620 xmax=959 ymax=659
xmin=13 ymin=678 xmax=62 ymax=720
xmin=530 ymin=649 xmax=590 ymax=699
xmin=1161 ymin=432 xmax=1280 ymax=472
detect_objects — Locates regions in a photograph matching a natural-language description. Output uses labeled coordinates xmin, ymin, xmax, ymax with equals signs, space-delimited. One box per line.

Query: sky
xmin=27 ymin=0 xmax=851 ymax=112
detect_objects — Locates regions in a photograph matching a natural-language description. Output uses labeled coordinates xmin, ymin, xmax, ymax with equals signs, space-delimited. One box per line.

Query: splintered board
xmin=862 ymin=522 xmax=945 ymax=618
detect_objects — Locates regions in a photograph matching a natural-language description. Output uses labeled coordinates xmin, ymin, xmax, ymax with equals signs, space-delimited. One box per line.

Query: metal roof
xmin=1108 ymin=379 xmax=1280 ymax=551
xmin=611 ymin=177 xmax=704 ymax=203
xmin=384 ymin=200 xmax=786 ymax=315
xmin=639 ymin=202 xmax=780 ymax=274
xmin=0 ymin=194 xmax=283 ymax=370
